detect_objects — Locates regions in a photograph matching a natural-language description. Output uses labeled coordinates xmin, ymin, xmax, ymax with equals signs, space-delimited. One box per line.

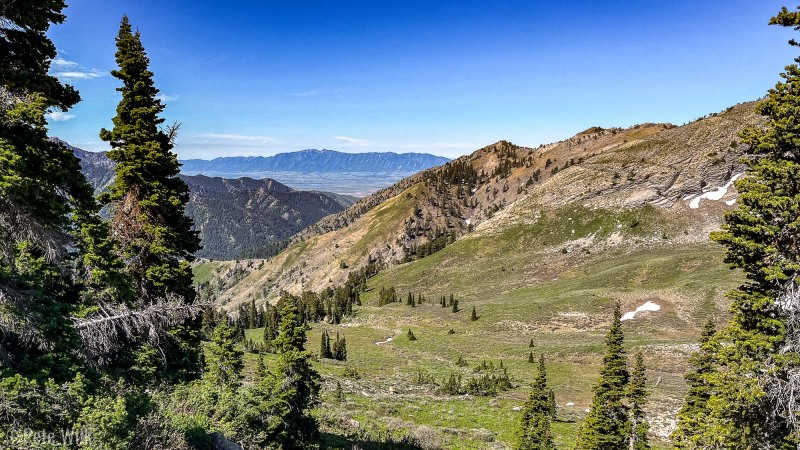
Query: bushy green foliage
xmin=673 ymin=6 xmax=800 ymax=447
xmin=206 ymin=321 xmax=244 ymax=389
xmin=576 ymin=302 xmax=630 ymax=449
xmin=627 ymin=352 xmax=650 ymax=450
xmin=99 ymin=16 xmax=202 ymax=384
xmin=516 ymin=354 xmax=555 ymax=450
xmin=672 ymin=320 xmax=717 ymax=447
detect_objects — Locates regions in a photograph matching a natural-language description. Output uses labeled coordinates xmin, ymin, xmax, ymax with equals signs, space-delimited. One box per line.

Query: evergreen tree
xmin=548 ymin=389 xmax=557 ymax=420
xmin=686 ymin=7 xmax=800 ymax=446
xmin=205 ymin=320 xmax=243 ymax=389
xmin=332 ymin=333 xmax=348 ymax=361
xmin=452 ymin=299 xmax=459 ymax=313
xmin=516 ymin=354 xmax=555 ymax=450
xmin=528 ymin=351 xmax=535 ymax=363
xmin=471 ymin=306 xmax=478 ymax=321
xmin=627 ymin=352 xmax=649 ymax=450
xmin=319 ymin=330 xmax=332 ymax=359
xmin=263 ymin=299 xmax=321 ymax=448
xmin=407 ymin=329 xmax=417 ymax=341
xmin=576 ymin=302 xmax=629 ymax=449
xmin=100 ymin=16 xmax=202 ymax=381
xmin=0 ymin=0 xmax=104 ymax=382
xmin=672 ymin=319 xmax=718 ymax=447
xmin=529 ymin=338 xmax=536 ymax=348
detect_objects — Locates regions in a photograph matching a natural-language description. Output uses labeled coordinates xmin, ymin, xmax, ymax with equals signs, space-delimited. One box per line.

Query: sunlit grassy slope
xmin=237 ymin=202 xmax=740 ymax=449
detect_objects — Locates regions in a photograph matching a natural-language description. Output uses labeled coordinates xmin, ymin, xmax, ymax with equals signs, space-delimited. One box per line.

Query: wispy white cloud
xmin=198 ymin=133 xmax=277 ymax=143
xmin=52 ymin=69 xmax=104 ymax=80
xmin=290 ymin=90 xmax=320 ymax=97
xmin=333 ymin=136 xmax=371 ymax=147
xmin=45 ymin=111 xmax=76 ymax=122
xmin=157 ymin=93 xmax=181 ymax=103
xmin=51 ymin=57 xmax=79 ymax=68
xmin=49 ymin=55 xmax=104 ymax=81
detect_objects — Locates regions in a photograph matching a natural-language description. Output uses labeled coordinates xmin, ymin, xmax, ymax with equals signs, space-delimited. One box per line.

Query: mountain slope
xmin=210 ymin=102 xmax=758 ymax=307
xmin=180 ymin=149 xmax=449 ymax=174
xmin=181 ymin=175 xmax=346 ymax=259
xmin=197 ymin=101 xmax=762 ymax=447
xmin=62 ymin=141 xmax=351 ymax=260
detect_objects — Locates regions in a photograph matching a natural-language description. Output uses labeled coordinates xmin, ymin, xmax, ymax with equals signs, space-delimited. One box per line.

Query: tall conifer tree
xmin=576 ymin=302 xmax=629 ymax=449
xmin=100 ymin=16 xmax=202 ymax=381
xmin=685 ymin=6 xmax=800 ymax=446
xmin=672 ymin=319 xmax=717 ymax=447
xmin=516 ymin=354 xmax=555 ymax=450
xmin=627 ymin=352 xmax=650 ymax=450
xmin=0 ymin=0 xmax=111 ymax=381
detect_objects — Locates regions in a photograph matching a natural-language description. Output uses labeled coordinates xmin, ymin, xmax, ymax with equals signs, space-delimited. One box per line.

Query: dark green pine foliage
xmin=319 ymin=330 xmax=332 ymax=359
xmin=672 ymin=319 xmax=718 ymax=447
xmin=452 ymin=299 xmax=459 ymax=313
xmin=0 ymin=0 xmax=114 ymax=381
xmin=471 ymin=306 xmax=478 ymax=321
xmin=100 ymin=16 xmax=202 ymax=381
xmin=576 ymin=302 xmax=629 ymax=449
xmin=529 ymin=338 xmax=535 ymax=348
xmin=627 ymin=352 xmax=650 ymax=450
xmin=100 ymin=16 xmax=200 ymax=300
xmin=407 ymin=291 xmax=414 ymax=306
xmin=205 ymin=320 xmax=243 ymax=390
xmin=265 ymin=299 xmax=321 ymax=448
xmin=263 ymin=304 xmax=279 ymax=349
xmin=516 ymin=354 xmax=555 ymax=450
xmin=332 ymin=333 xmax=347 ymax=361
xmin=691 ymin=7 xmax=800 ymax=447
xmin=528 ymin=351 xmax=535 ymax=363
xmin=407 ymin=329 xmax=417 ymax=341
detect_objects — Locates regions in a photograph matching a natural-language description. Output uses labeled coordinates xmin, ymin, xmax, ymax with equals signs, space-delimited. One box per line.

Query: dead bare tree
xmin=72 ymin=295 xmax=208 ymax=364
xmin=764 ymin=275 xmax=800 ymax=434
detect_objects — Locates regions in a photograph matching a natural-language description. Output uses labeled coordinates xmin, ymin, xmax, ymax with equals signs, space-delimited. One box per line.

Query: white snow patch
xmin=465 ymin=218 xmax=472 ymax=226
xmin=620 ymin=301 xmax=661 ymax=322
xmin=512 ymin=406 xmax=522 ymax=411
xmin=725 ymin=199 xmax=736 ymax=206
xmin=688 ymin=173 xmax=743 ymax=209
xmin=375 ymin=337 xmax=394 ymax=345
xmin=585 ymin=408 xmax=591 ymax=413
xmin=566 ymin=402 xmax=575 ymax=407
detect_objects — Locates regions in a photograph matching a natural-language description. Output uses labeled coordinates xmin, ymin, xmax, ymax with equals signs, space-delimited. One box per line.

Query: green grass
xmin=234 ymin=205 xmax=740 ymax=447
xmin=192 ymin=260 xmax=228 ymax=284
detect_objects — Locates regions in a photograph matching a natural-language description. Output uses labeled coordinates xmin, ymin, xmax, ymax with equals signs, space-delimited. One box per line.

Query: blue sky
xmin=47 ymin=1 xmax=797 ymax=159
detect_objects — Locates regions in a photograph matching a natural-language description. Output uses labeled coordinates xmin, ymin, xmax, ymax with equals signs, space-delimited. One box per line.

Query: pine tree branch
xmin=0 ymin=194 xmax=67 ymax=265
xmin=765 ymin=276 xmax=800 ymax=431
xmin=72 ymin=296 xmax=208 ymax=362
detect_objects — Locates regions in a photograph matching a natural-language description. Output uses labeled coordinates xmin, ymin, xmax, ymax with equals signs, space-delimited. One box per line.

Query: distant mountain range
xmin=56 ymin=139 xmax=358 ymax=260
xmin=179 ymin=149 xmax=450 ymax=175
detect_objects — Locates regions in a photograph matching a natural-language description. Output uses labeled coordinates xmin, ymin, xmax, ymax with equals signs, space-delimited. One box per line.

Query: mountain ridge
xmin=58 ymin=140 xmax=354 ymax=260
xmin=180 ymin=149 xmax=450 ymax=174
xmin=205 ymin=101 xmax=759 ymax=307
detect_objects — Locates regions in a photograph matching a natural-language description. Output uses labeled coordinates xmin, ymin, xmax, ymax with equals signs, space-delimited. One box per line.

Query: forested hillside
xmin=67 ymin=142 xmax=353 ymax=259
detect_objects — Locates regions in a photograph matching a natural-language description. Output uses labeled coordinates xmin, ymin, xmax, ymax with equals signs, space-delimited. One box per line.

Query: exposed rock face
xmin=209 ymin=432 xmax=243 ymax=450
